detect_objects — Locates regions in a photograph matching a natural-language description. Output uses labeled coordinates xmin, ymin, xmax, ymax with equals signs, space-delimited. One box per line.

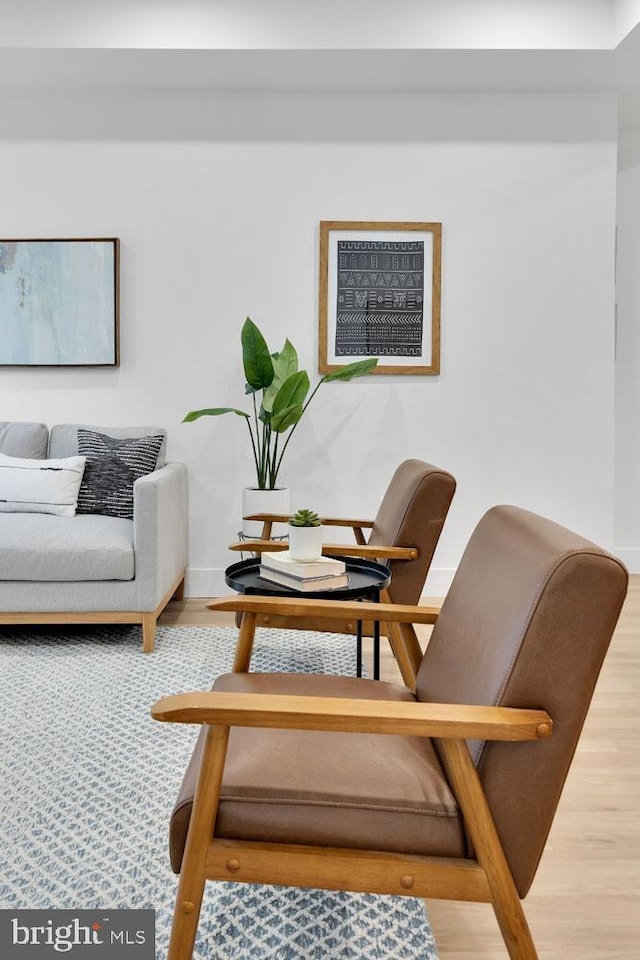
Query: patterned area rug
xmin=0 ymin=624 xmax=439 ymax=960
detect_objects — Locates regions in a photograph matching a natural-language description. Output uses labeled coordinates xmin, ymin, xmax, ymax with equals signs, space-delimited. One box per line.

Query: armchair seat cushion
xmin=0 ymin=513 xmax=134 ymax=581
xmin=170 ymin=672 xmax=465 ymax=873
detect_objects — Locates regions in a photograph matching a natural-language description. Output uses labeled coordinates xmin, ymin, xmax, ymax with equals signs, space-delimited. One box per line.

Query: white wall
xmin=0 ymin=91 xmax=618 ymax=595
xmin=615 ymin=127 xmax=640 ymax=568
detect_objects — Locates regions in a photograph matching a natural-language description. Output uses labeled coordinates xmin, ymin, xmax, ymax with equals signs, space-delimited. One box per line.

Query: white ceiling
xmin=0 ymin=1 xmax=639 ymax=126
xmin=0 ymin=1 xmax=629 ymax=51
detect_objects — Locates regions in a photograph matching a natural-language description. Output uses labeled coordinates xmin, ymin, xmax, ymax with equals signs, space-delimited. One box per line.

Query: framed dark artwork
xmin=319 ymin=221 xmax=441 ymax=376
xmin=0 ymin=238 xmax=120 ymax=366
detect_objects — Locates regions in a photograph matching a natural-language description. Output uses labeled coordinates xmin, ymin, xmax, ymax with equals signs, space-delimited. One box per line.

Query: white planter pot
xmin=288 ymin=524 xmax=323 ymax=561
xmin=242 ymin=487 xmax=290 ymax=538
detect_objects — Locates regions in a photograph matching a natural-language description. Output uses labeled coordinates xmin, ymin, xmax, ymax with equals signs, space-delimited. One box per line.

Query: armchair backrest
xmin=416 ymin=505 xmax=627 ymax=896
xmin=367 ymin=459 xmax=456 ymax=604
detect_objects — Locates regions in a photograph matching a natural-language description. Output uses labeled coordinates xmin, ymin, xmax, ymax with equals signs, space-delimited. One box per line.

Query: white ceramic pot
xmin=242 ymin=487 xmax=290 ymax=538
xmin=288 ymin=524 xmax=323 ymax=561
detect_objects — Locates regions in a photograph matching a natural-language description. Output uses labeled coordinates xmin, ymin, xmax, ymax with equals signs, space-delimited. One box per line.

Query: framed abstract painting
xmin=0 ymin=238 xmax=120 ymax=366
xmin=319 ymin=221 xmax=441 ymax=376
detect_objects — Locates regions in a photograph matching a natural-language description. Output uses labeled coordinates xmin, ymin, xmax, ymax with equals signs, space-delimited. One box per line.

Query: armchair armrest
xmin=207 ymin=594 xmax=441 ymax=624
xmin=243 ymin=512 xmax=373 ymax=545
xmin=244 ymin=513 xmax=374 ymax=529
xmin=324 ymin=544 xmax=417 ymax=560
xmin=228 ymin=540 xmax=417 ymax=560
xmin=151 ymin=690 xmax=553 ymax=742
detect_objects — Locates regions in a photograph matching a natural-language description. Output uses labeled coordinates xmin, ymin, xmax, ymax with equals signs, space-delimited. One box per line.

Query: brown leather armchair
xmin=229 ymin=458 xmax=457 ymax=686
xmin=153 ymin=505 xmax=627 ymax=960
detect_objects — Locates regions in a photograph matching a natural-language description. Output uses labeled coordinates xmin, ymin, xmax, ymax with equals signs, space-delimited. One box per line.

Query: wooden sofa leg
xmin=173 ymin=577 xmax=186 ymax=601
xmin=142 ymin=613 xmax=157 ymax=653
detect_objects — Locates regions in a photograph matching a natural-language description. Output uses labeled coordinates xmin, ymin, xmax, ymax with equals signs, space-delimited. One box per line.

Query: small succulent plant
xmin=289 ymin=508 xmax=322 ymax=528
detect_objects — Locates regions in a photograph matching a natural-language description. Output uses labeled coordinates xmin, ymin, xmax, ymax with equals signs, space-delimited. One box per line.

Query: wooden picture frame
xmin=0 ymin=238 xmax=120 ymax=367
xmin=319 ymin=221 xmax=441 ymax=376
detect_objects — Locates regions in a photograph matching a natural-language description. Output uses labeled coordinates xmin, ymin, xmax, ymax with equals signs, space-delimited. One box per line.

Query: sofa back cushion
xmin=48 ymin=424 xmax=167 ymax=466
xmin=0 ymin=422 xmax=48 ymax=459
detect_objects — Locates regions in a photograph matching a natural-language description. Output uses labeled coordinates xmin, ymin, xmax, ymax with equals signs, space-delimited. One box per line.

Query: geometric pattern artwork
xmin=76 ymin=430 xmax=164 ymax=519
xmin=335 ymin=240 xmax=424 ymax=357
xmin=0 ymin=624 xmax=439 ymax=960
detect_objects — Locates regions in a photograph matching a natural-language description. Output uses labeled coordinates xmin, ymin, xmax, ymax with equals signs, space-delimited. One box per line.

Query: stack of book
xmin=258 ymin=550 xmax=349 ymax=592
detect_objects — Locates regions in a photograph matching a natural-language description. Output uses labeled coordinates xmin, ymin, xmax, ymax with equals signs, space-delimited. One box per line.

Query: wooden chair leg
xmin=438 ymin=738 xmax=540 ymax=960
xmin=168 ymin=725 xmax=230 ymax=960
xmin=385 ymin=619 xmax=422 ymax=690
xmin=232 ymin=612 xmax=258 ymax=672
xmin=142 ymin=613 xmax=157 ymax=653
xmin=378 ymin=587 xmax=424 ymax=689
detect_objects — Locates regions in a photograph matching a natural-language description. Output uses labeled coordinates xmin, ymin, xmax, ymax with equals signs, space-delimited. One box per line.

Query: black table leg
xmin=356 ymin=620 xmax=363 ymax=678
xmin=373 ymin=619 xmax=380 ymax=681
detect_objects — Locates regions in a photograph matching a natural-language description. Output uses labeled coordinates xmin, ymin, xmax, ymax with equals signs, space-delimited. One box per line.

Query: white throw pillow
xmin=0 ymin=453 xmax=87 ymax=517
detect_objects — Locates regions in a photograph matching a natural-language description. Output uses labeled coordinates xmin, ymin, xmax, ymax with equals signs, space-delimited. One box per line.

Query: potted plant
xmin=288 ymin=508 xmax=323 ymax=561
xmin=183 ymin=317 xmax=377 ymax=535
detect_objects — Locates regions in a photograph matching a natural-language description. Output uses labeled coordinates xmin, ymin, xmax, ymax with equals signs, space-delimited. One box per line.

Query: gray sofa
xmin=0 ymin=421 xmax=188 ymax=652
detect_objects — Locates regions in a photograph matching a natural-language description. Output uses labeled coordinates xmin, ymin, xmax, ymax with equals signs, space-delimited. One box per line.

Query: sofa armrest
xmin=132 ymin=462 xmax=188 ymax=608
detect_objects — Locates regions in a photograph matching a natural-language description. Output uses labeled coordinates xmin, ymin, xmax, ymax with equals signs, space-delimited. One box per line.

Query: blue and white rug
xmin=0 ymin=624 xmax=439 ymax=959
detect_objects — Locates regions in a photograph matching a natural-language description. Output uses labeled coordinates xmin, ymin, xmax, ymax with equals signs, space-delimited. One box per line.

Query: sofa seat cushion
xmin=0 ymin=513 xmax=134 ymax=581
xmin=169 ymin=672 xmax=465 ymax=873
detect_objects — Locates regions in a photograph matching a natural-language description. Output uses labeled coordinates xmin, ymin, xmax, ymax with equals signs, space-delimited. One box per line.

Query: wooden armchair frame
xmin=155 ymin=504 xmax=627 ymax=960
xmin=210 ymin=592 xmax=439 ymax=676
xmin=153 ymin=595 xmax=552 ymax=960
xmin=229 ymin=511 xmax=432 ymax=687
xmin=229 ymin=511 xmax=417 ymax=560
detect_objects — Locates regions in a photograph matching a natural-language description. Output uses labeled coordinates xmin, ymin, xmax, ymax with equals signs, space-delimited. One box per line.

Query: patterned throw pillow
xmin=76 ymin=430 xmax=164 ymax=519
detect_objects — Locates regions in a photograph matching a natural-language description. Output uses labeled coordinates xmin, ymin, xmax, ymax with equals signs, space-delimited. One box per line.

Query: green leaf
xmin=271 ymin=403 xmax=303 ymax=433
xmin=182 ymin=407 xmax=249 ymax=422
xmin=241 ymin=317 xmax=274 ymax=390
xmin=323 ymin=358 xmax=379 ymax=382
xmin=263 ymin=339 xmax=299 ymax=413
xmin=274 ymin=340 xmax=299 ymax=380
xmin=272 ymin=370 xmax=310 ymax=418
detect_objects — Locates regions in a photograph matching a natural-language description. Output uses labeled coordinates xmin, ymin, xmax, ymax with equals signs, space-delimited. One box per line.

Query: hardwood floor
xmin=159 ymin=576 xmax=640 ymax=959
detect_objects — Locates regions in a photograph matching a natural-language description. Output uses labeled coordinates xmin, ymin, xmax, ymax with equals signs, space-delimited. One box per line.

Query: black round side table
xmin=224 ymin=555 xmax=391 ymax=679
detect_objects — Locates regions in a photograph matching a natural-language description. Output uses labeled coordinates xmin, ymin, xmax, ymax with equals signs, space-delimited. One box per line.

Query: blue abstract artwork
xmin=0 ymin=239 xmax=119 ymax=366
